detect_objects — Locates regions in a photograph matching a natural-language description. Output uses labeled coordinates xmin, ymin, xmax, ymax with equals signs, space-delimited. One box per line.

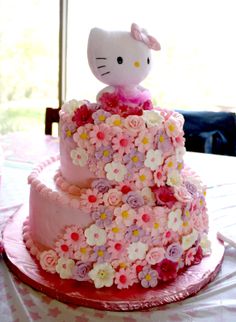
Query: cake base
xmin=3 ymin=205 xmax=224 ymax=311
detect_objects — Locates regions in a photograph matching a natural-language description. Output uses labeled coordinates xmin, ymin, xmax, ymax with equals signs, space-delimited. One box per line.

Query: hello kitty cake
xmin=23 ymin=24 xmax=211 ymax=290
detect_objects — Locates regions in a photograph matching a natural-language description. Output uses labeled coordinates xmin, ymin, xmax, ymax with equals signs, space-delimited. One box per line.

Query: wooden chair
xmin=45 ymin=107 xmax=60 ymax=135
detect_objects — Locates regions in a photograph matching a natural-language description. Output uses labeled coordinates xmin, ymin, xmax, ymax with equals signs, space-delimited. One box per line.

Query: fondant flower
xmin=162 ymin=229 xmax=178 ymax=246
xmin=62 ymin=99 xmax=85 ymax=115
xmin=124 ymin=115 xmax=145 ymax=134
xmin=107 ymin=223 xmax=126 ymax=241
xmin=136 ymin=206 xmax=154 ymax=228
xmin=91 ymin=206 xmax=113 ymax=228
xmin=114 ymin=204 xmax=136 ymax=227
xmin=112 ymin=131 xmax=134 ymax=155
xmin=74 ymin=243 xmax=92 ymax=262
xmin=138 ymin=265 xmax=158 ymax=288
xmin=73 ymin=124 xmax=93 ymax=150
xmin=142 ymin=110 xmax=164 ymax=128
xmin=39 ymin=250 xmax=58 ymax=273
xmin=73 ymin=261 xmax=92 ymax=281
xmin=95 ymin=145 xmax=113 ymax=163
xmin=56 ymin=258 xmax=75 ymax=279
xmin=105 ymin=161 xmax=127 ymax=182
xmin=55 ymin=239 xmax=73 ymax=258
xmin=175 ymin=146 xmax=186 ymax=162
xmin=123 ymin=150 xmax=144 ymax=170
xmin=182 ymin=230 xmax=199 ymax=251
xmin=123 ymin=191 xmax=144 ymax=209
xmin=134 ymin=168 xmax=154 ymax=189
xmin=92 ymin=109 xmax=111 ymax=124
xmin=107 ymin=240 xmax=127 ymax=260
xmin=185 ymin=247 xmax=197 ymax=266
xmin=103 ymin=188 xmax=122 ymax=207
xmin=106 ymin=114 xmax=123 ymax=127
xmin=155 ymin=130 xmax=173 ymax=155
xmin=150 ymin=208 xmax=168 ymax=237
xmin=127 ymin=241 xmax=148 ymax=261
xmin=146 ymin=247 xmax=165 ymax=265
xmin=125 ymin=224 xmax=145 ymax=242
xmin=165 ymin=116 xmax=182 ymax=138
xmin=64 ymin=226 xmax=85 ymax=249
xmin=114 ymin=268 xmax=136 ymax=289
xmin=200 ymin=234 xmax=211 ymax=256
xmin=152 ymin=186 xmax=177 ymax=208
xmin=90 ymin=124 xmax=112 ymax=148
xmin=168 ymin=208 xmax=183 ymax=232
xmin=91 ymin=245 xmax=110 ymax=263
xmin=153 ymin=167 xmax=167 ymax=187
xmin=91 ymin=178 xmax=112 ymax=193
xmin=70 ymin=147 xmax=88 ymax=166
xmin=99 ymin=92 xmax=120 ymax=114
xmin=167 ymin=169 xmax=182 ymax=187
xmin=61 ymin=122 xmax=77 ymax=140
xmin=88 ymin=263 xmax=115 ymax=288
xmin=80 ymin=189 xmax=103 ymax=210
xmin=193 ymin=246 xmax=203 ymax=264
xmin=154 ymin=258 xmax=178 ymax=281
xmin=165 ymin=243 xmax=183 ymax=262
xmin=85 ymin=224 xmax=106 ymax=246
xmin=141 ymin=187 xmax=156 ymax=206
xmin=72 ymin=104 xmax=94 ymax=127
xmin=144 ymin=149 xmax=163 ymax=170
xmin=174 ymin=185 xmax=192 ymax=203
xmin=135 ymin=131 xmax=154 ymax=153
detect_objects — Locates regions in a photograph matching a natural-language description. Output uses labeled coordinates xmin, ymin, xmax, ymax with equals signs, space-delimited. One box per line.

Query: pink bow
xmin=131 ymin=23 xmax=161 ymax=51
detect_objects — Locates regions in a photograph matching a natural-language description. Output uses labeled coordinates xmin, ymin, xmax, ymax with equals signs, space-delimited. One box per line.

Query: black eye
xmin=147 ymin=57 xmax=150 ymax=64
xmin=117 ymin=56 xmax=123 ymax=64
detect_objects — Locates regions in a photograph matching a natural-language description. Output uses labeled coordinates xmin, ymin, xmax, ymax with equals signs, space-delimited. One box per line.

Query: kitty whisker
xmin=96 ymin=57 xmax=107 ymax=60
xmin=97 ymin=65 xmax=106 ymax=69
xmin=101 ymin=71 xmax=110 ymax=76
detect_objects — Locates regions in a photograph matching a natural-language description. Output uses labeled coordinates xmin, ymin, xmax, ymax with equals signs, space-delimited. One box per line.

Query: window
xmin=66 ymin=0 xmax=236 ymax=112
xmin=0 ymin=0 xmax=59 ymax=134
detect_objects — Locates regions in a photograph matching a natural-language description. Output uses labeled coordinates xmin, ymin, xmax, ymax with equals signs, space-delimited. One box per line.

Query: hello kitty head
xmin=87 ymin=23 xmax=160 ymax=88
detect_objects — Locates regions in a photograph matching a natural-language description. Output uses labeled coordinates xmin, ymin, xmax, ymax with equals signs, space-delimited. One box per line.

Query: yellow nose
xmin=134 ymin=61 xmax=140 ymax=68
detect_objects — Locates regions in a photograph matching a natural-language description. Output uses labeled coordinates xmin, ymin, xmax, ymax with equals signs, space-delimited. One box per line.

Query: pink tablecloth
xmin=1 ymin=133 xmax=236 ymax=322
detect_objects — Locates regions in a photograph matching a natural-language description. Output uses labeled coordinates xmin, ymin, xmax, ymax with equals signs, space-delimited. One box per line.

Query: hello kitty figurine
xmin=87 ymin=23 xmax=160 ymax=106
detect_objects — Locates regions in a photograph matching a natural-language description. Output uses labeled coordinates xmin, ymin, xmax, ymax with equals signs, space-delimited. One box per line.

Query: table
xmin=1 ymin=133 xmax=236 ymax=322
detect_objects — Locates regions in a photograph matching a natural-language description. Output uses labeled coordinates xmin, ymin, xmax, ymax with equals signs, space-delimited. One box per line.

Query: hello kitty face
xmin=87 ymin=24 xmax=160 ymax=88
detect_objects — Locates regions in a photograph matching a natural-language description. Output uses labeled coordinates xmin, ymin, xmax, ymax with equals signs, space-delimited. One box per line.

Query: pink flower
xmin=55 ymin=239 xmax=73 ymax=258
xmin=92 ymin=109 xmax=112 ymax=124
xmin=134 ymin=168 xmax=154 ymax=189
xmin=154 ymin=258 xmax=178 ymax=281
xmin=185 ymin=247 xmax=197 ymax=266
xmin=107 ymin=223 xmax=126 ymax=241
xmin=74 ymin=242 xmax=93 ymax=261
xmin=63 ymin=226 xmax=85 ymax=249
xmin=72 ymin=104 xmax=94 ymax=127
xmin=136 ymin=206 xmax=155 ymax=228
xmin=135 ymin=131 xmax=154 ymax=153
xmin=39 ymin=250 xmax=58 ymax=273
xmin=141 ymin=187 xmax=156 ymax=206
xmin=73 ymin=124 xmax=93 ymax=150
xmin=150 ymin=210 xmax=168 ymax=237
xmin=174 ymin=185 xmax=192 ymax=203
xmin=112 ymin=131 xmax=134 ymax=155
xmin=89 ymin=124 xmax=112 ymax=148
xmin=162 ymin=229 xmax=179 ymax=246
xmin=106 ymin=114 xmax=123 ymax=127
xmin=114 ymin=204 xmax=136 ymax=227
xmin=114 ymin=268 xmax=136 ymax=289
xmin=146 ymin=247 xmax=165 ymax=265
xmin=107 ymin=240 xmax=127 ymax=260
xmin=165 ymin=114 xmax=183 ymax=138
xmin=99 ymin=92 xmax=120 ymax=114
xmin=80 ymin=189 xmax=103 ymax=210
xmin=124 ymin=115 xmax=145 ymax=135
xmin=152 ymin=186 xmax=177 ymax=208
xmin=153 ymin=167 xmax=167 ymax=187
xmin=103 ymin=188 xmax=123 ymax=207
xmin=168 ymin=208 xmax=183 ymax=232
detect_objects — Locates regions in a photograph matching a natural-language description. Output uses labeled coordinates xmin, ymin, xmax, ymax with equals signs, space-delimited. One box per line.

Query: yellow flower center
xmin=122 ymin=211 xmax=129 ymax=219
xmin=185 ymin=210 xmax=190 ymax=217
xmin=183 ymin=221 xmax=189 ymax=227
xmin=98 ymin=269 xmax=107 ymax=279
xmin=168 ymin=123 xmax=175 ymax=132
xmin=132 ymin=155 xmax=139 ymax=163
xmin=80 ymin=247 xmax=87 ymax=254
xmin=113 ymin=119 xmax=121 ymax=126
xmin=132 ymin=229 xmax=139 ymax=236
xmin=98 ymin=250 xmax=104 ymax=257
xmin=112 ymin=227 xmax=120 ymax=233
xmin=119 ymin=262 xmax=127 ymax=269
xmin=145 ymin=274 xmax=151 ymax=281
xmin=98 ymin=114 xmax=106 ymax=121
xmin=139 ymin=174 xmax=146 ymax=182
xmin=177 ymin=163 xmax=183 ymax=170
xmin=159 ymin=135 xmax=164 ymax=143
xmin=100 ymin=213 xmax=107 ymax=220
xmin=154 ymin=222 xmax=159 ymax=229
xmin=167 ymin=161 xmax=174 ymax=168
xmin=66 ymin=130 xmax=72 ymax=137
xmin=103 ymin=150 xmax=110 ymax=157
xmin=80 ymin=132 xmax=88 ymax=140
xmin=142 ymin=137 xmax=149 ymax=145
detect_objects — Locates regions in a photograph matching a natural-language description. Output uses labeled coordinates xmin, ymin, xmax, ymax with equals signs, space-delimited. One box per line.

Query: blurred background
xmin=1 ymin=0 xmax=236 ymax=135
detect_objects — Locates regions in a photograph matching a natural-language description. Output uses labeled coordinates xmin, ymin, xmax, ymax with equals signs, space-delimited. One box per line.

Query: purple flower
xmin=138 ymin=265 xmax=158 ymax=288
xmin=155 ymin=129 xmax=173 ymax=154
xmin=123 ymin=150 xmax=144 ymax=170
xmin=91 ymin=206 xmax=113 ymax=228
xmin=73 ymin=261 xmax=92 ymax=281
xmin=91 ymin=178 xmax=112 ymax=193
xmin=91 ymin=245 xmax=110 ymax=263
xmin=184 ymin=181 xmax=197 ymax=196
xmin=123 ymin=191 xmax=144 ymax=209
xmin=92 ymin=109 xmax=112 ymax=124
xmin=95 ymin=145 xmax=113 ymax=163
xmin=125 ymin=225 xmax=145 ymax=242
xmin=165 ymin=243 xmax=183 ymax=262
xmin=61 ymin=122 xmax=77 ymax=140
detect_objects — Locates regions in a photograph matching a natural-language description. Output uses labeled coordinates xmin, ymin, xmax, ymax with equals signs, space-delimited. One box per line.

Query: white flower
xmin=182 ymin=229 xmax=198 ymax=250
xmin=70 ymin=147 xmax=88 ymax=166
xmin=127 ymin=241 xmax=148 ymax=261
xmin=85 ymin=224 xmax=106 ymax=246
xmin=141 ymin=187 xmax=156 ymax=206
xmin=62 ymin=99 xmax=86 ymax=115
xmin=168 ymin=208 xmax=183 ymax=231
xmin=88 ymin=263 xmax=115 ymax=288
xmin=167 ymin=169 xmax=182 ymax=187
xmin=144 ymin=149 xmax=163 ymax=170
xmin=55 ymin=258 xmax=75 ymax=279
xmin=104 ymin=161 xmax=127 ymax=182
xmin=142 ymin=110 xmax=164 ymax=128
xmin=200 ymin=233 xmax=211 ymax=255
xmin=176 ymin=147 xmax=186 ymax=162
